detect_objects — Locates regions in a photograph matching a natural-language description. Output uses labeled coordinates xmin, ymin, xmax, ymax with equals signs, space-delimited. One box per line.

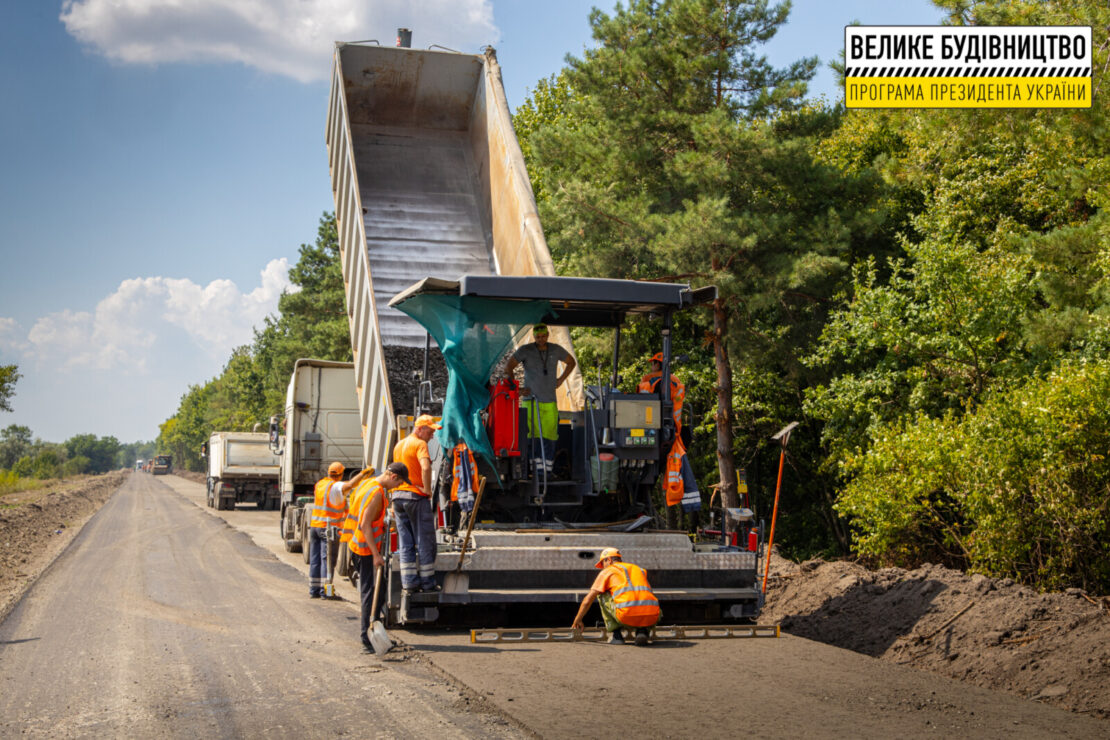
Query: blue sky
xmin=0 ymin=0 xmax=944 ymax=445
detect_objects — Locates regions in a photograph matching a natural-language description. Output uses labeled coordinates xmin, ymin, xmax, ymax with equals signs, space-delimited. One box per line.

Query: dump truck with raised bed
xmin=204 ymin=432 xmax=280 ymax=511
xmin=271 ymin=359 xmax=363 ymax=554
xmin=326 ymin=41 xmax=760 ymax=626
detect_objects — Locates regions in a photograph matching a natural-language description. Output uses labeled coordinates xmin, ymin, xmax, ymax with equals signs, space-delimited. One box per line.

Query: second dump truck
xmin=272 ymin=359 xmax=363 ymax=554
xmin=204 ymin=432 xmax=281 ymax=510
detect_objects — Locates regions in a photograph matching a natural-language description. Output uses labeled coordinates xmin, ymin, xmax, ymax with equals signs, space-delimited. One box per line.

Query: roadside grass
xmin=0 ymin=471 xmax=47 ymax=501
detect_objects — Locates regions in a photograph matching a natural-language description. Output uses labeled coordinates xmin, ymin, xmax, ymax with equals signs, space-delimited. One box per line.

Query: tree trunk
xmin=712 ymin=297 xmax=739 ymax=530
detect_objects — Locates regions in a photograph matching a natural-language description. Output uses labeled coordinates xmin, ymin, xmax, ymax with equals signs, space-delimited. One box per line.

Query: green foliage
xmin=806 ymin=0 xmax=1110 ymax=588
xmin=62 ymin=455 xmax=91 ymax=477
xmin=0 ymin=424 xmax=33 ymax=470
xmin=64 ymin=434 xmax=121 ymax=474
xmin=0 ymin=364 xmax=19 ymax=413
xmin=841 ymin=361 xmax=1110 ymax=591
xmin=11 ymin=456 xmax=33 ymax=478
xmin=513 ymin=71 xmax=578 ymax=214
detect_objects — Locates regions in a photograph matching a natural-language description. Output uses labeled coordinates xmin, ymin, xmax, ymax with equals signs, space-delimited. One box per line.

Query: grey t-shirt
xmin=512 ymin=342 xmax=571 ymax=403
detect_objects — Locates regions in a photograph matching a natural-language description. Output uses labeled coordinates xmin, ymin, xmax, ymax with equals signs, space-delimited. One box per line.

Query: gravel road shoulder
xmin=0 ymin=470 xmax=129 ymax=622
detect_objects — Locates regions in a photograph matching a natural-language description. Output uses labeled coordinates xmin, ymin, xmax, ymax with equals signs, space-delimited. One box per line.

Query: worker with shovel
xmin=571 ymin=547 xmax=661 ymax=646
xmin=309 ymin=462 xmax=372 ymax=598
xmin=349 ymin=462 xmax=410 ymax=653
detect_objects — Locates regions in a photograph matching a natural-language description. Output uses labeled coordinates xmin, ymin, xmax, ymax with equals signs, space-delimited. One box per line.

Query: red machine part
xmin=486 ymin=379 xmax=521 ymax=457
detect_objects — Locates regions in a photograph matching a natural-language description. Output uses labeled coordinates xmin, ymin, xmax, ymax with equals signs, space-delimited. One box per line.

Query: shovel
xmin=444 ymin=476 xmax=486 ymax=593
xmin=367 ymin=562 xmax=392 ymax=655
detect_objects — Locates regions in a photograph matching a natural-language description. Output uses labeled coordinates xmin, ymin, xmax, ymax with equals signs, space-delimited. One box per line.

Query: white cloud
xmin=19 ymin=259 xmax=294 ymax=372
xmin=0 ymin=317 xmax=26 ymax=354
xmin=59 ymin=0 xmax=499 ymax=83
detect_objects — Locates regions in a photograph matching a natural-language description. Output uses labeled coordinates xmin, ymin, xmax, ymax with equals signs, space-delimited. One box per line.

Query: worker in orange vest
xmin=392 ymin=415 xmax=441 ymax=593
xmin=349 ymin=462 xmax=409 ymax=652
xmin=639 ymin=353 xmax=701 ymax=513
xmin=309 ymin=461 xmax=371 ymax=598
xmin=571 ymin=547 xmax=661 ymax=646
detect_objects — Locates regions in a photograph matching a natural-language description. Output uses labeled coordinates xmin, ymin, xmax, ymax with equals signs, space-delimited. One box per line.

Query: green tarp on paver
xmin=393 ymin=294 xmax=553 ymax=470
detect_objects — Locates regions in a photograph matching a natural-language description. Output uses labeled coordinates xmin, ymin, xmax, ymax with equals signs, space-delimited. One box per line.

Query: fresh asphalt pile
xmin=383 ymin=345 xmax=449 ymax=417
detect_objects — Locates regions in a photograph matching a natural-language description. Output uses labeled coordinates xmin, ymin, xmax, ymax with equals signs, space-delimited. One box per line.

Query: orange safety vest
xmin=340 ymin=481 xmax=368 ymax=543
xmin=610 ymin=562 xmax=661 ymax=627
xmin=664 ymin=436 xmax=687 ymax=507
xmin=451 ymin=443 xmax=479 ymax=502
xmin=310 ymin=477 xmax=346 ymax=529
xmin=348 ymin=479 xmax=388 ymax=557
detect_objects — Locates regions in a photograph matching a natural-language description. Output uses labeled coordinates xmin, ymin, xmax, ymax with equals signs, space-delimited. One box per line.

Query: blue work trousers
xmin=393 ymin=497 xmax=437 ymax=590
xmin=308 ymin=526 xmax=327 ymax=597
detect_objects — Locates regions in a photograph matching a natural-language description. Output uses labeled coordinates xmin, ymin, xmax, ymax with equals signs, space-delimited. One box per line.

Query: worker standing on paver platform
xmin=349 ymin=462 xmax=409 ymax=652
xmin=572 ymin=547 xmax=661 ymax=646
xmin=392 ymin=415 xmax=441 ymax=593
xmin=309 ymin=462 xmax=371 ymax=598
xmin=503 ymin=323 xmax=576 ymax=479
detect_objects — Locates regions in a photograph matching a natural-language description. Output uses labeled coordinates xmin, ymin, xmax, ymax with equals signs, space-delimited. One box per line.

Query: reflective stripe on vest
xmin=310 ymin=478 xmax=333 ymax=528
xmin=340 ymin=484 xmax=367 ymax=543
xmin=310 ymin=477 xmax=346 ymax=528
xmin=349 ymin=480 xmax=387 ymax=557
xmin=664 ymin=438 xmax=686 ymax=506
xmin=612 ymin=563 xmax=660 ymax=627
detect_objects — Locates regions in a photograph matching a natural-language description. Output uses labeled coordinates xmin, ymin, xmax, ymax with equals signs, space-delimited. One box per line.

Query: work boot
xmin=607 ymin=629 xmax=625 ymax=645
xmin=634 ymin=628 xmax=650 ymax=646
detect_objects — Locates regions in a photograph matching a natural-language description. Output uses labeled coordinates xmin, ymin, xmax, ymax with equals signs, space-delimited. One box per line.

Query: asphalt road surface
xmin=0 ymin=473 xmax=522 ymax=738
xmin=2 ymin=473 xmax=1107 ymax=739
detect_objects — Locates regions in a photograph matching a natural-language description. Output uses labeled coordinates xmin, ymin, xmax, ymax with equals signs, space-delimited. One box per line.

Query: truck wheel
xmin=282 ymin=507 xmax=302 ymax=552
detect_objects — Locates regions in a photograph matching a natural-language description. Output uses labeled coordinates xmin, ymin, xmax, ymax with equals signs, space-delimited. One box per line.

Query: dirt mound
xmin=175 ymin=470 xmax=206 ymax=485
xmin=762 ymin=554 xmax=1110 ymax=719
xmin=0 ymin=470 xmax=129 ymax=621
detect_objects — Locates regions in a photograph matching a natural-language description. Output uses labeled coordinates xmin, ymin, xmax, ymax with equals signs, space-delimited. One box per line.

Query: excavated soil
xmin=762 ymin=553 xmax=1110 ymax=720
xmin=0 ymin=470 xmax=129 ymax=621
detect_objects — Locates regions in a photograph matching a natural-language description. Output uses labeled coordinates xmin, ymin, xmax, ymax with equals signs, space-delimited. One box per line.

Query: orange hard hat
xmin=327 ymin=461 xmax=345 ymax=478
xmin=595 ymin=547 xmax=622 ymax=568
xmin=415 ymin=414 xmax=442 ymax=430
xmin=651 ymin=352 xmax=664 ymax=364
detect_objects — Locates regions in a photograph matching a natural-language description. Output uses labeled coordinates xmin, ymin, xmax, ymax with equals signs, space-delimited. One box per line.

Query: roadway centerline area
xmin=0 ymin=473 xmax=523 ymax=738
xmin=159 ymin=474 xmax=1107 ymax=739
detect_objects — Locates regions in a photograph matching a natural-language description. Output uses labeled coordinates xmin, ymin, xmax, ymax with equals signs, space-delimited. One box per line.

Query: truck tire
xmin=282 ymin=506 xmax=303 ymax=553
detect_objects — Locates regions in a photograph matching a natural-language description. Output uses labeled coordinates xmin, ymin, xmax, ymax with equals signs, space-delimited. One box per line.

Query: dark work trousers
xmin=308 ymin=526 xmax=327 ymax=597
xmin=392 ymin=497 xmax=437 ymax=590
xmin=357 ymin=553 xmax=378 ymax=648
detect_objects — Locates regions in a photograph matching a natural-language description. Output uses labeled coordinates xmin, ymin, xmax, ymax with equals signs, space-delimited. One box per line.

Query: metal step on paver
xmin=470 ymin=624 xmax=781 ymax=643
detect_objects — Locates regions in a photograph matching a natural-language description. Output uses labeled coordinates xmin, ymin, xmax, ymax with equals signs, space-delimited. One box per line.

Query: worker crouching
xmin=571 ymin=547 xmax=661 ymax=646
